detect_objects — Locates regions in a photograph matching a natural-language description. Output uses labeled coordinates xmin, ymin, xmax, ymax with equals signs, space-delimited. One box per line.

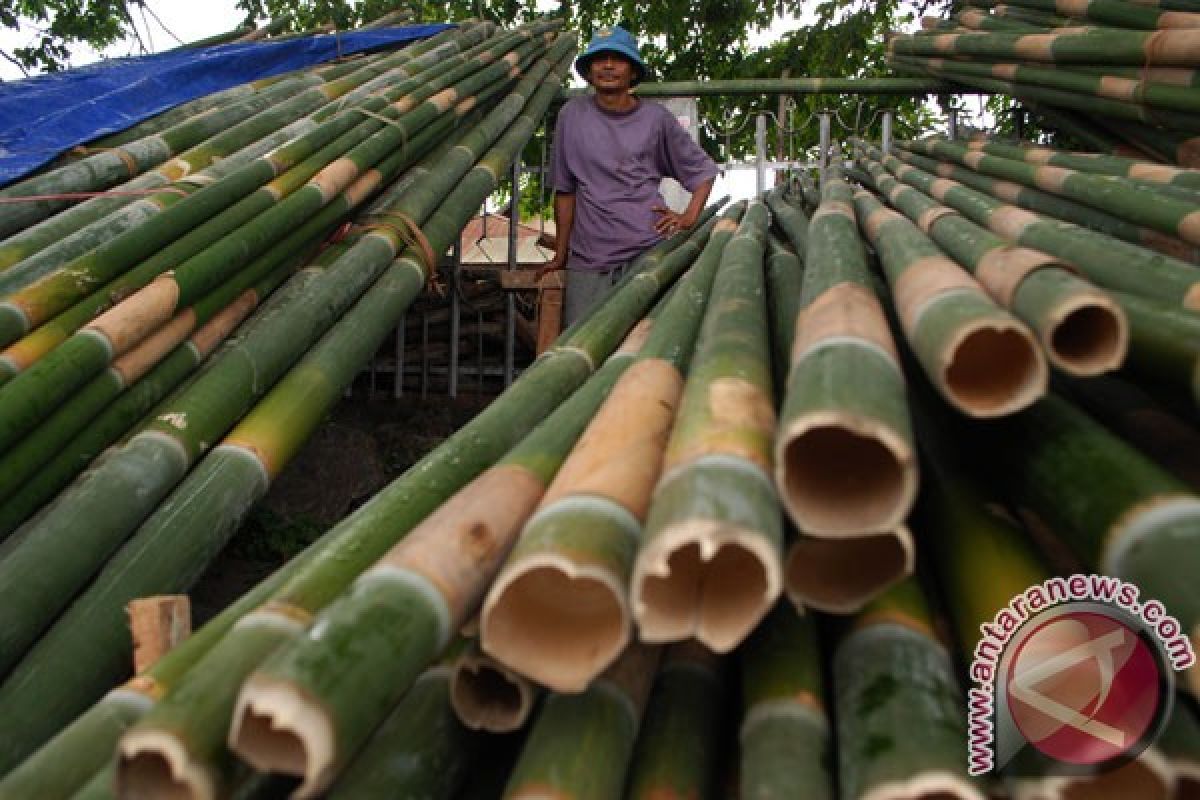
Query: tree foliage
xmin=1 ymin=0 xmax=134 ymax=76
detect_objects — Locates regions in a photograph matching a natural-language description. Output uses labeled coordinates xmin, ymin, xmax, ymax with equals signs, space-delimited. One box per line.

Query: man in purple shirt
xmin=540 ymin=25 xmax=718 ymax=325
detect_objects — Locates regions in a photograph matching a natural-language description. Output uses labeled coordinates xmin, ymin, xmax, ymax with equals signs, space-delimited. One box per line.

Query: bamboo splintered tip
xmin=227 ymin=678 xmax=335 ymax=799
xmin=859 ymin=769 xmax=987 ymax=800
xmin=940 ymin=321 xmax=1046 ymax=418
xmin=631 ymin=520 xmax=782 ymax=653
xmin=1012 ymin=748 xmax=1174 ymax=800
xmin=481 ymin=554 xmax=630 ymax=693
xmin=116 ymin=730 xmax=216 ymax=800
xmin=784 ymin=527 xmax=914 ymax=615
xmin=777 ymin=414 xmax=917 ymax=537
xmin=1043 ymin=295 xmax=1128 ymax=377
xmin=451 ymin=651 xmax=537 ymax=733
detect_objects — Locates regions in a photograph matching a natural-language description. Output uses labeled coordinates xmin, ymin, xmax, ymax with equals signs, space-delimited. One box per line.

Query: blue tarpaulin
xmin=0 ymin=24 xmax=452 ymax=185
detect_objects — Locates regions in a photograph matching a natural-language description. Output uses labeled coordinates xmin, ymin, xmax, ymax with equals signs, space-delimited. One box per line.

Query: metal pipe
xmin=882 ymin=111 xmax=893 ymax=155
xmin=505 ymin=157 xmax=519 ymax=387
xmin=755 ymin=113 xmax=767 ymax=196
xmin=818 ymin=113 xmax=831 ymax=171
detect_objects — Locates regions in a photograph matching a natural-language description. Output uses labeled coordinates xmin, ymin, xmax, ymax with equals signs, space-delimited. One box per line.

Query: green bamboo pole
xmin=502 ymin=645 xmax=660 ymax=800
xmin=992 ymin=0 xmax=1200 ymax=29
xmin=1108 ymin=288 xmax=1200 ymax=405
xmin=625 ymin=642 xmax=723 ymax=800
xmin=851 ymin=186 xmax=1046 ymax=417
xmin=893 ymin=56 xmax=1200 ymax=134
xmin=110 ymin=200 xmax=719 ymax=799
xmin=0 ymin=24 xmax=541 ymax=353
xmin=835 ymin=578 xmax=985 ymax=800
xmin=1100 ymin=115 xmax=1200 ymax=167
xmin=883 ymin=148 xmax=1200 ymax=308
xmin=1026 ymin=102 xmax=1153 ymax=158
xmin=880 ymin=137 xmax=1200 ymax=265
xmin=449 ymin=638 xmax=537 ymax=733
xmin=978 ymin=392 xmax=1200 ymax=696
xmin=327 ymin=650 xmax=481 ymax=799
xmin=769 ymin=169 xmax=916 ymax=535
xmin=763 ymin=234 xmax=803 ymax=392
xmin=888 ymin=26 xmax=1200 ymax=66
xmin=902 ymin=137 xmax=1200 ymax=245
xmin=740 ymin=602 xmax=833 ymax=800
xmin=631 ymin=201 xmax=783 ymax=652
xmin=993 ymin=3 xmax=1087 ymax=27
xmin=0 ymin=47 xmax=514 ymax=452
xmin=913 ymin=402 xmax=1176 ymax=800
xmin=0 ymin=114 xmax=461 ymax=676
xmin=854 ymin=147 xmax=1128 ymax=376
xmin=481 ymin=205 xmax=742 ymax=692
xmin=0 ymin=56 xmax=556 ymax=752
xmin=0 ymin=526 xmax=328 ymax=790
xmin=0 ymin=221 xmax=331 ymax=512
xmin=956 ymin=8 xmax=1044 ymax=30
xmin=961 ymin=137 xmax=1200 ymax=192
xmin=559 ymin=77 xmax=966 ymax=98
xmin=1159 ymin=699 xmax=1200 ymax=795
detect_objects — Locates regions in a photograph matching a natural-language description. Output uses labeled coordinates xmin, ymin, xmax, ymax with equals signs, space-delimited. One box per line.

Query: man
xmin=540 ymin=25 xmax=718 ymax=325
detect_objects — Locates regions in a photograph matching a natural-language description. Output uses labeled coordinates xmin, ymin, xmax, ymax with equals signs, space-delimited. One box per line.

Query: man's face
xmin=587 ymin=51 xmax=635 ymax=91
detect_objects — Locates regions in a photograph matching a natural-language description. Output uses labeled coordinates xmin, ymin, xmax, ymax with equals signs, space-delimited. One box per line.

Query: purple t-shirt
xmin=551 ymin=96 xmax=718 ymax=271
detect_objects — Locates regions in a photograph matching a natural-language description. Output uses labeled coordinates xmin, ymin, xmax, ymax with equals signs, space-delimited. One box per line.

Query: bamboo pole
xmin=851 ymin=186 xmax=1046 ymax=417
xmin=961 ymin=137 xmax=1200 ymax=192
xmin=1026 ymin=102 xmax=1156 ymax=158
xmin=740 ymin=602 xmax=834 ymax=800
xmin=450 ymin=638 xmax=537 ymax=733
xmin=1108 ymin=288 xmax=1200 ymax=405
xmin=481 ymin=205 xmax=743 ymax=692
xmin=834 ymin=578 xmax=986 ymax=800
xmin=993 ymin=0 xmax=1200 ymax=29
xmin=502 ymin=645 xmax=660 ymax=800
xmin=978 ymin=392 xmax=1200 ymax=696
xmin=631 ymin=201 xmax=783 ymax=653
xmin=111 ymin=201 xmax=721 ymax=800
xmin=625 ymin=642 xmax=723 ymax=800
xmin=328 ymin=652 xmax=481 ymax=799
xmin=888 ymin=26 xmax=1200 ymax=66
xmin=854 ymin=147 xmax=1128 ymax=376
xmin=902 ymin=137 xmax=1200 ymax=246
xmin=558 ymin=77 xmax=968 ymax=98
xmin=882 ymin=148 xmax=1200 ymax=308
xmin=890 ymin=139 xmax=1200 ymax=264
xmin=769 ymin=168 xmax=917 ymax=535
xmin=914 ymin=400 xmax=1176 ymax=800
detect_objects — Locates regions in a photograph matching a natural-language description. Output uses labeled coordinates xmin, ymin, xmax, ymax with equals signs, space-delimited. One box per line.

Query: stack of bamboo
xmin=891 ymin=0 xmax=1200 ymax=165
xmin=0 ymin=15 xmax=583 ymax=793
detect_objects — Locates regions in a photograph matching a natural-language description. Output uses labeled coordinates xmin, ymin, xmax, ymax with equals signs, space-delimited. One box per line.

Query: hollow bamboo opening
xmin=451 ymin=656 xmax=534 ymax=732
xmin=481 ymin=558 xmax=628 ymax=693
xmin=227 ymin=679 xmax=333 ymax=796
xmin=117 ymin=731 xmax=213 ymax=800
xmin=1046 ymin=298 xmax=1128 ymax=376
xmin=779 ymin=418 xmax=915 ymax=536
xmin=941 ymin=323 xmax=1045 ymax=417
xmin=633 ymin=524 xmax=779 ymax=652
xmin=784 ymin=530 xmax=912 ymax=614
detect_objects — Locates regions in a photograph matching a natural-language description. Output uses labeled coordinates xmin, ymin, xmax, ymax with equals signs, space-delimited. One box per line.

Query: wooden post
xmin=127 ymin=595 xmax=191 ymax=673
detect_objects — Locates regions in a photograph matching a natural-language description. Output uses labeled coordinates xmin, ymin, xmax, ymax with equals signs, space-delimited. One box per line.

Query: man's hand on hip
xmin=652 ymin=205 xmax=697 ymax=236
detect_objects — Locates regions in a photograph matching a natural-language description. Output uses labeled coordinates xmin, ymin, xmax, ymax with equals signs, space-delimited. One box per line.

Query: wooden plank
xmin=128 ymin=595 xmax=191 ymax=673
xmin=499 ymin=269 xmax=565 ymax=290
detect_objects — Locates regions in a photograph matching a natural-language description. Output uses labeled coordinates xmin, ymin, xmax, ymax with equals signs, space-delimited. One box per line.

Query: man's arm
xmin=652 ymin=176 xmax=713 ymax=236
xmin=537 ymin=191 xmax=575 ymax=280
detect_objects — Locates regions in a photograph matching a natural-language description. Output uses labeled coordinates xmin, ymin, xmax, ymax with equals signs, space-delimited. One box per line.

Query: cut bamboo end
xmin=938 ymin=320 xmax=1046 ymax=418
xmin=1043 ymin=294 xmax=1129 ymax=377
xmin=631 ymin=520 xmax=782 ymax=653
xmin=481 ymin=554 xmax=630 ymax=693
xmin=784 ymin=527 xmax=914 ymax=615
xmin=860 ymin=769 xmax=986 ymax=800
xmin=1012 ymin=747 xmax=1174 ymax=800
xmin=776 ymin=412 xmax=917 ymax=536
xmin=116 ymin=729 xmax=216 ymax=800
xmin=451 ymin=650 xmax=536 ymax=733
xmin=227 ymin=677 xmax=334 ymax=799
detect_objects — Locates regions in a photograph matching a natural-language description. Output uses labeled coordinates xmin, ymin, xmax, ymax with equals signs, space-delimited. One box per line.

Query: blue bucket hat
xmin=575 ymin=25 xmax=647 ymax=85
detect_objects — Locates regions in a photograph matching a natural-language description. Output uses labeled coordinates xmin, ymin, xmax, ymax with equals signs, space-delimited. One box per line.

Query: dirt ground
xmin=189 ymin=389 xmax=490 ymax=626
